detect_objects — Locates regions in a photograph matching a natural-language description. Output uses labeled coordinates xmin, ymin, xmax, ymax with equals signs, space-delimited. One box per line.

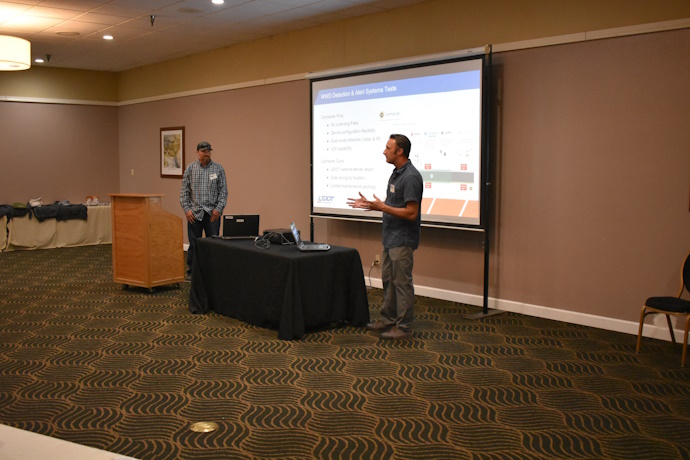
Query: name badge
xmin=389 ymin=184 xmax=395 ymax=193
xmin=209 ymin=173 xmax=217 ymax=180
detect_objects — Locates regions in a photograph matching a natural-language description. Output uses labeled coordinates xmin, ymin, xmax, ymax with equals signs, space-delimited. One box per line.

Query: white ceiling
xmin=0 ymin=0 xmax=427 ymax=72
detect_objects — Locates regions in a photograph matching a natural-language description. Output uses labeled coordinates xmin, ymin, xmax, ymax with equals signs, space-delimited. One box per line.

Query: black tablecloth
xmin=189 ymin=238 xmax=370 ymax=339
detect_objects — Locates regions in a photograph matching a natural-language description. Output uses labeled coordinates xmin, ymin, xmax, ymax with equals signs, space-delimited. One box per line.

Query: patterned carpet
xmin=1 ymin=244 xmax=689 ymax=459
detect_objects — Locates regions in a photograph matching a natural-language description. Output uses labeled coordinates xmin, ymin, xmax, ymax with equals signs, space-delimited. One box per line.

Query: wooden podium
xmin=109 ymin=194 xmax=184 ymax=290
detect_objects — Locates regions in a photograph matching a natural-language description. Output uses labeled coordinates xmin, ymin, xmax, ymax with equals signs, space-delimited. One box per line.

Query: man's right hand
xmin=185 ymin=210 xmax=195 ymax=223
xmin=347 ymin=192 xmax=370 ymax=209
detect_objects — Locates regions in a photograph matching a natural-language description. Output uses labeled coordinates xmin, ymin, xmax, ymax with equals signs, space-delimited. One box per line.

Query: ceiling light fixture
xmin=0 ymin=35 xmax=31 ymax=71
xmin=212 ymin=0 xmax=224 ymax=5
xmin=103 ymin=35 xmax=114 ymax=40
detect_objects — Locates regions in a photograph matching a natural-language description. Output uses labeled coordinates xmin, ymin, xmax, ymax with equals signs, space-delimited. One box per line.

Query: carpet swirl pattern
xmin=0 ymin=245 xmax=689 ymax=459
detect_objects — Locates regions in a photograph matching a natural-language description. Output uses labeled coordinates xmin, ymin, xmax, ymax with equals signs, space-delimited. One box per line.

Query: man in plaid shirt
xmin=180 ymin=141 xmax=228 ymax=280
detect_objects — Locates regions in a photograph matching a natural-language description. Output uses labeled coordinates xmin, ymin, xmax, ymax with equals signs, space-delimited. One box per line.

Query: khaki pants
xmin=381 ymin=246 xmax=415 ymax=330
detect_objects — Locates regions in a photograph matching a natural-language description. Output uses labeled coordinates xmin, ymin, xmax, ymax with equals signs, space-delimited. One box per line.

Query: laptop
xmin=289 ymin=222 xmax=330 ymax=251
xmin=221 ymin=214 xmax=260 ymax=239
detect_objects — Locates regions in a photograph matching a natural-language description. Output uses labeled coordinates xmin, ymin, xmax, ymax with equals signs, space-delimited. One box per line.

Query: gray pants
xmin=381 ymin=246 xmax=415 ymax=330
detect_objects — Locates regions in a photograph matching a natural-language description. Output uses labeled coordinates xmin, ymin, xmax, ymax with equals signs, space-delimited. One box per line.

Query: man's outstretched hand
xmin=347 ymin=192 xmax=383 ymax=211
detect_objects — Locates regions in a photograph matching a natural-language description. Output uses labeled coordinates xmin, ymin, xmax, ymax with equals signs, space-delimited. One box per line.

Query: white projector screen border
xmin=310 ymin=51 xmax=489 ymax=230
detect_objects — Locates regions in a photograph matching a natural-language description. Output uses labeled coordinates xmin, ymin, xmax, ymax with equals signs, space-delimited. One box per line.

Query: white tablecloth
xmin=5 ymin=205 xmax=112 ymax=251
xmin=0 ymin=215 xmax=7 ymax=251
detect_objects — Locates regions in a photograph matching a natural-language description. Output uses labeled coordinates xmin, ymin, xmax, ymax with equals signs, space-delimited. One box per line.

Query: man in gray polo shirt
xmin=347 ymin=134 xmax=423 ymax=339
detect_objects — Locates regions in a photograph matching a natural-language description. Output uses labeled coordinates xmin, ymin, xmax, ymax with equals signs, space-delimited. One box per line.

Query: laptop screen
xmin=223 ymin=214 xmax=259 ymax=238
xmin=289 ymin=222 xmax=302 ymax=245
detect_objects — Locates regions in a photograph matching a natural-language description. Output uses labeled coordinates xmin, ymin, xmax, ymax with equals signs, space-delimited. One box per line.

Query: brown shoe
xmin=380 ymin=326 xmax=412 ymax=340
xmin=366 ymin=320 xmax=392 ymax=332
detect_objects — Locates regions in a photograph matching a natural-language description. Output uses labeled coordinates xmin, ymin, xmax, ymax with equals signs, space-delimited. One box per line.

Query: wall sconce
xmin=0 ymin=35 xmax=31 ymax=71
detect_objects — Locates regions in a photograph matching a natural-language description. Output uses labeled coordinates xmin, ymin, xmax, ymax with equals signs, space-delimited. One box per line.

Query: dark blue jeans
xmin=186 ymin=212 xmax=221 ymax=275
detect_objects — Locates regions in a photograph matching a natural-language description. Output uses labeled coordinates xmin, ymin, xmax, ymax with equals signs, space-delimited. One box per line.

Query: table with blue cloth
xmin=189 ymin=238 xmax=370 ymax=339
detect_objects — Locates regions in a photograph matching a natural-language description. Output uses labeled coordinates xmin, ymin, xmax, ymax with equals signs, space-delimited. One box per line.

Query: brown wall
xmin=491 ymin=30 xmax=690 ymax=321
xmin=0 ymin=102 xmax=119 ymax=204
xmin=113 ymin=29 xmax=690 ymax=327
xmin=318 ymin=30 xmax=690 ymax=326
xmin=2 ymin=0 xmax=686 ymax=103
xmin=117 ymin=80 xmax=311 ymax=237
xmin=0 ymin=67 xmax=118 ymax=102
xmin=116 ymin=0 xmax=690 ymax=101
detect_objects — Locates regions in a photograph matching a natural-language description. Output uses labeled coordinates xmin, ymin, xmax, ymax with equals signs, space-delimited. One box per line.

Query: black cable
xmin=254 ymin=232 xmax=294 ymax=249
xmin=367 ymin=261 xmax=376 ymax=288
xmin=254 ymin=237 xmax=271 ymax=249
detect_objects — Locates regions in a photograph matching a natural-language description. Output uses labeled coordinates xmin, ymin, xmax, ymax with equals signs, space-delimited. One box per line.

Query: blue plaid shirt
xmin=180 ymin=160 xmax=228 ymax=221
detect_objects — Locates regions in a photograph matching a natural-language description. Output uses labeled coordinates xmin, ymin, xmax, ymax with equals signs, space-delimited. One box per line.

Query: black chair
xmin=636 ymin=253 xmax=690 ymax=366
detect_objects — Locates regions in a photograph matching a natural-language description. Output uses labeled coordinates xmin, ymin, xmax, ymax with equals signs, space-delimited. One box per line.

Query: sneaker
xmin=380 ymin=326 xmax=412 ymax=340
xmin=366 ymin=320 xmax=392 ymax=332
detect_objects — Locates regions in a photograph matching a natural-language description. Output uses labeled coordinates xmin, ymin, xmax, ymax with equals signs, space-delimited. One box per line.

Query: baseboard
xmin=367 ymin=277 xmax=680 ymax=343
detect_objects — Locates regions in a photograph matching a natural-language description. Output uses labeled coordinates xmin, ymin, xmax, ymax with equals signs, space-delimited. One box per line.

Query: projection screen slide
xmin=310 ymin=55 xmax=487 ymax=228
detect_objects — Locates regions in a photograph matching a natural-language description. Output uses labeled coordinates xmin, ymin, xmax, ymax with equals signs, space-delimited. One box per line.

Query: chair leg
xmin=680 ymin=315 xmax=690 ymax=367
xmin=636 ymin=306 xmax=647 ymax=353
xmin=666 ymin=314 xmax=677 ymax=345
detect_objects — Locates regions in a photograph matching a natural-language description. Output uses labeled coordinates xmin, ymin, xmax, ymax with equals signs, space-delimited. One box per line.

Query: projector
xmin=262 ymin=228 xmax=295 ymax=244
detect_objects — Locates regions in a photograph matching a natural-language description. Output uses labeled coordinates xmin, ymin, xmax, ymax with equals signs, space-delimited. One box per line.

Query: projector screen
xmin=310 ymin=55 xmax=487 ymax=228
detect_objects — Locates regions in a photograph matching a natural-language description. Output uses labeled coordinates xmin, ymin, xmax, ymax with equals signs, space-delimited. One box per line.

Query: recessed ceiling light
xmin=56 ymin=31 xmax=80 ymax=37
xmin=35 ymin=58 xmax=44 ymax=63
xmin=212 ymin=0 xmax=224 ymax=5
xmin=103 ymin=35 xmax=114 ymax=40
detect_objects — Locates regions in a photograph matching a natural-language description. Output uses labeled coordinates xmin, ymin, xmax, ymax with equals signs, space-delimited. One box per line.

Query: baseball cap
xmin=197 ymin=141 xmax=212 ymax=151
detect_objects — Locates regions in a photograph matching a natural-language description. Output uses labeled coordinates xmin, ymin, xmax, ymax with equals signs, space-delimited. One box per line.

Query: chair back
xmin=678 ymin=253 xmax=690 ymax=297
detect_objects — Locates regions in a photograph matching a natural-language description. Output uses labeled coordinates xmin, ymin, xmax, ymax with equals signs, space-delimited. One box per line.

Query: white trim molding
xmin=367 ymin=277 xmax=683 ymax=343
xmin=0 ymin=95 xmax=118 ymax=106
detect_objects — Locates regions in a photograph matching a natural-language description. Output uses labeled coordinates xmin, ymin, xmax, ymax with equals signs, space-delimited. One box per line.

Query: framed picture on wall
xmin=160 ymin=127 xmax=185 ymax=178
